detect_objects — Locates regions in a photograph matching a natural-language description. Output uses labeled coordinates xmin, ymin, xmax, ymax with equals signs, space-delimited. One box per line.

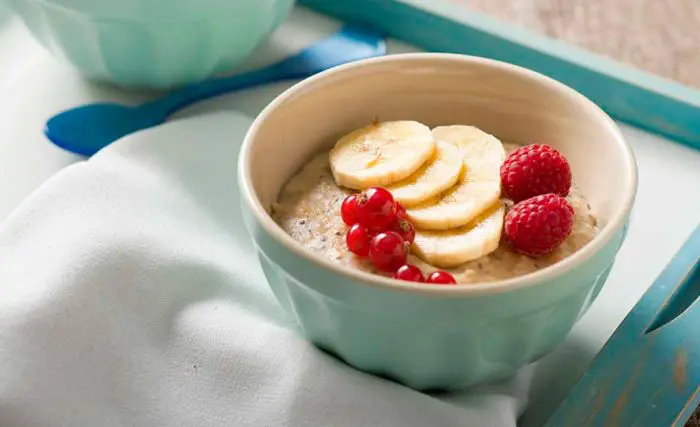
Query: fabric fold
xmin=0 ymin=112 xmax=530 ymax=427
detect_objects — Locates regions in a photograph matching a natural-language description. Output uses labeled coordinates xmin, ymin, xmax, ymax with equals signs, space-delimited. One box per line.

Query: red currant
xmin=356 ymin=187 xmax=396 ymax=231
xmin=427 ymin=271 xmax=457 ymax=285
xmin=345 ymin=224 xmax=371 ymax=257
xmin=340 ymin=194 xmax=360 ymax=226
xmin=393 ymin=264 xmax=424 ymax=282
xmin=389 ymin=218 xmax=415 ymax=244
xmin=369 ymin=231 xmax=408 ymax=272
xmin=395 ymin=202 xmax=408 ymax=221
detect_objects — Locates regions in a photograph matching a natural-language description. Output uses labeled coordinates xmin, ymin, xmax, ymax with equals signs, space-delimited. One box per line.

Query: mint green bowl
xmin=239 ymin=53 xmax=637 ymax=390
xmin=8 ymin=0 xmax=295 ymax=88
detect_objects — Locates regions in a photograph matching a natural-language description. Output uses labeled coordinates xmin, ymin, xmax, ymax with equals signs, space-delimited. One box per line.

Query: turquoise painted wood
xmin=545 ymin=224 xmax=700 ymax=427
xmin=300 ymin=0 xmax=700 ymax=151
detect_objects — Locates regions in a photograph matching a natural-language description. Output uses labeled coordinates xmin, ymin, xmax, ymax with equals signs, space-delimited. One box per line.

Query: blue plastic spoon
xmin=45 ymin=25 xmax=386 ymax=157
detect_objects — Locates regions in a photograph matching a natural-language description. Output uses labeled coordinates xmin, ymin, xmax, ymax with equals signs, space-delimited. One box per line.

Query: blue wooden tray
xmin=546 ymin=224 xmax=700 ymax=426
xmin=301 ymin=0 xmax=700 ymax=152
xmin=300 ymin=1 xmax=700 ymax=425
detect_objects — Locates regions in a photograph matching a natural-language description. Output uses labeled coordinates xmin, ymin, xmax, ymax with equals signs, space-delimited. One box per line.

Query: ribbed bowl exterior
xmin=9 ymin=0 xmax=295 ymax=88
xmin=243 ymin=201 xmax=628 ymax=390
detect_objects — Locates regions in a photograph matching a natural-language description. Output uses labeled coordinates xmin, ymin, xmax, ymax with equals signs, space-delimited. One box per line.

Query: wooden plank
xmin=300 ymin=0 xmax=700 ymax=151
xmin=544 ymin=225 xmax=700 ymax=426
xmin=450 ymin=0 xmax=700 ymax=91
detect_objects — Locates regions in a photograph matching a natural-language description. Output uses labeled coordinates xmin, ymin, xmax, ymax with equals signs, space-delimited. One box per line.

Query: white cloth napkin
xmin=0 ymin=112 xmax=532 ymax=427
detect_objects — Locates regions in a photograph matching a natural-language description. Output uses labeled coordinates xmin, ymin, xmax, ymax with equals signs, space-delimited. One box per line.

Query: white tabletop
xmin=0 ymin=7 xmax=699 ymax=426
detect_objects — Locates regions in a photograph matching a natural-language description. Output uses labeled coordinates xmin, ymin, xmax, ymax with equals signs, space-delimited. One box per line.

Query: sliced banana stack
xmin=329 ymin=121 xmax=507 ymax=269
xmin=386 ymin=141 xmax=463 ymax=206
xmin=406 ymin=125 xmax=505 ymax=230
xmin=412 ymin=202 xmax=505 ymax=268
xmin=329 ymin=120 xmax=436 ymax=190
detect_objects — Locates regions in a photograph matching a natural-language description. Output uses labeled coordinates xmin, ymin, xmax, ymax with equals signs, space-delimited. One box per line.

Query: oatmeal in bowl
xmin=273 ymin=121 xmax=598 ymax=284
xmin=238 ymin=53 xmax=637 ymax=390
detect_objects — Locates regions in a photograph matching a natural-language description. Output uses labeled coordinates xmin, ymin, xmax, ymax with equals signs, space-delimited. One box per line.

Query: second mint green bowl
xmin=9 ymin=0 xmax=295 ymax=88
xmin=239 ymin=53 xmax=637 ymax=390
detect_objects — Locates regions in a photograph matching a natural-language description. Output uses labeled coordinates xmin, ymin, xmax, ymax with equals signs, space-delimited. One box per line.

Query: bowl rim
xmin=13 ymin=0 xmax=285 ymax=24
xmin=239 ymin=52 xmax=638 ymax=297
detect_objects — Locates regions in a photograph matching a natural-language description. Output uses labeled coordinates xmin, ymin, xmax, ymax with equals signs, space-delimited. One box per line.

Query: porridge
xmin=272 ymin=121 xmax=598 ymax=284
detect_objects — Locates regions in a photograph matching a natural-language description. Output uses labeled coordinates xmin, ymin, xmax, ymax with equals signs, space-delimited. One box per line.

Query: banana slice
xmin=329 ymin=121 xmax=436 ymax=190
xmin=407 ymin=125 xmax=505 ymax=230
xmin=412 ymin=202 xmax=505 ymax=268
xmin=386 ymin=141 xmax=463 ymax=206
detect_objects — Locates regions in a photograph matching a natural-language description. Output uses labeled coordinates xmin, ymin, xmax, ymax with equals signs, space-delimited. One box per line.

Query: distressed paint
xmin=676 ymin=349 xmax=689 ymax=391
xmin=544 ymin=225 xmax=700 ymax=426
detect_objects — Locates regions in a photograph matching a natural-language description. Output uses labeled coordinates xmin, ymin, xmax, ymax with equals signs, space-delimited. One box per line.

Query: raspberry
xmin=501 ymin=144 xmax=571 ymax=202
xmin=504 ymin=194 xmax=574 ymax=257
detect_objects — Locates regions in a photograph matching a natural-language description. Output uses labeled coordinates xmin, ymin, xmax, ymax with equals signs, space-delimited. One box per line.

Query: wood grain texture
xmin=452 ymin=0 xmax=700 ymax=88
xmin=542 ymin=224 xmax=700 ymax=427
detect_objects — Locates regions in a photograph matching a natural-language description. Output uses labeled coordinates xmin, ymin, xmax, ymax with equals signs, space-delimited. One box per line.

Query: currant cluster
xmin=341 ymin=187 xmax=457 ymax=285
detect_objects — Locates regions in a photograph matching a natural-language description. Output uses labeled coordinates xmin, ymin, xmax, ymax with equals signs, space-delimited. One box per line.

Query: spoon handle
xmin=144 ymin=64 xmax=288 ymax=118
